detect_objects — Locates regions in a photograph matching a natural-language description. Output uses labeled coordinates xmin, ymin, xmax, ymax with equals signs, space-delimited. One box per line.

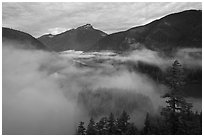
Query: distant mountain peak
xmin=38 ymin=23 xmax=107 ymax=52
xmin=77 ymin=24 xmax=93 ymax=30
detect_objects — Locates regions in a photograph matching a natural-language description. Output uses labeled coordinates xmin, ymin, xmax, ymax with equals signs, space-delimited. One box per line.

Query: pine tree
xmin=95 ymin=117 xmax=108 ymax=135
xmin=76 ymin=121 xmax=86 ymax=135
xmin=161 ymin=60 xmax=193 ymax=134
xmin=126 ymin=123 xmax=138 ymax=135
xmin=107 ymin=113 xmax=117 ymax=135
xmin=116 ymin=110 xmax=130 ymax=134
xmin=143 ymin=112 xmax=151 ymax=134
xmin=86 ymin=117 xmax=97 ymax=135
xmin=163 ymin=60 xmax=186 ymax=112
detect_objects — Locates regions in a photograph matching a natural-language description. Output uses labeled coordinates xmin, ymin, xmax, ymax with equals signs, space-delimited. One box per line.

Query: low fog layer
xmin=2 ymin=43 xmax=202 ymax=134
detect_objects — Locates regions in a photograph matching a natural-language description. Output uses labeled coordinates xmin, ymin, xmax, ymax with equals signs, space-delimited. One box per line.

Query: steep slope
xmin=38 ymin=24 xmax=107 ymax=52
xmin=2 ymin=27 xmax=47 ymax=50
xmin=93 ymin=10 xmax=202 ymax=52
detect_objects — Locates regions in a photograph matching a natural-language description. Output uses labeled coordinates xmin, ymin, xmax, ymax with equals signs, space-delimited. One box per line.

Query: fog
xmin=175 ymin=48 xmax=202 ymax=68
xmin=2 ymin=43 xmax=202 ymax=134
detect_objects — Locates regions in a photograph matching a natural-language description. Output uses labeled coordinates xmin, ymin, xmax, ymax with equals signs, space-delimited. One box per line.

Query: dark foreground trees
xmin=160 ymin=60 xmax=201 ymax=134
xmin=76 ymin=110 xmax=201 ymax=135
xmin=76 ymin=60 xmax=202 ymax=135
xmin=76 ymin=122 xmax=86 ymax=135
xmin=76 ymin=110 xmax=139 ymax=135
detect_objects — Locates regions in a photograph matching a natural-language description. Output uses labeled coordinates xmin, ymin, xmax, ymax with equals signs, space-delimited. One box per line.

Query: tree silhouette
xmin=107 ymin=113 xmax=117 ymax=134
xmin=116 ymin=110 xmax=130 ymax=134
xmin=86 ymin=117 xmax=97 ymax=135
xmin=76 ymin=121 xmax=86 ymax=135
xmin=126 ymin=123 xmax=138 ymax=134
xmin=143 ymin=112 xmax=151 ymax=134
xmin=96 ymin=117 xmax=108 ymax=134
xmin=161 ymin=60 xmax=193 ymax=134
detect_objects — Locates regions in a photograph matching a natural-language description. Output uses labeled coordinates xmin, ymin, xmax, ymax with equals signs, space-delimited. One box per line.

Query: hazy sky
xmin=2 ymin=2 xmax=202 ymax=37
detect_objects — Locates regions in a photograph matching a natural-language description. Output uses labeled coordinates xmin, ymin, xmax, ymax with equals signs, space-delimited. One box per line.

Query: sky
xmin=2 ymin=2 xmax=202 ymax=37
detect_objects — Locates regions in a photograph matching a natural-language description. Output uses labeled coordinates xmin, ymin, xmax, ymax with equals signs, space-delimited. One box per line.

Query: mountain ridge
xmin=3 ymin=9 xmax=202 ymax=53
xmin=93 ymin=9 xmax=202 ymax=53
xmin=38 ymin=24 xmax=107 ymax=52
xmin=2 ymin=27 xmax=47 ymax=50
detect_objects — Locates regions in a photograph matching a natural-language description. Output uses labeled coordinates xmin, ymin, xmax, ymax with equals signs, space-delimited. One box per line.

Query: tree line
xmin=76 ymin=60 xmax=202 ymax=135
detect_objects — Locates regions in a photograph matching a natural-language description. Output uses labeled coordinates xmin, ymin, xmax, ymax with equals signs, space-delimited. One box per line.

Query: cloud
xmin=2 ymin=42 xmax=202 ymax=134
xmin=174 ymin=48 xmax=202 ymax=68
xmin=2 ymin=2 xmax=202 ymax=37
xmin=2 ymin=42 xmax=168 ymax=134
xmin=2 ymin=46 xmax=82 ymax=134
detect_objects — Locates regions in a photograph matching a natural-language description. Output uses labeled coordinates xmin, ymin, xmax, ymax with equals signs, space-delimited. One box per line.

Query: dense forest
xmin=76 ymin=60 xmax=202 ymax=135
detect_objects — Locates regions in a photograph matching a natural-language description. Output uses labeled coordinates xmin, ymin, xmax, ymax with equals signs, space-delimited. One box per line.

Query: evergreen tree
xmin=95 ymin=117 xmax=108 ymax=134
xmin=86 ymin=117 xmax=97 ymax=135
xmin=126 ymin=123 xmax=138 ymax=135
xmin=76 ymin=121 xmax=86 ymax=135
xmin=143 ymin=112 xmax=151 ymax=134
xmin=161 ymin=60 xmax=193 ymax=134
xmin=107 ymin=113 xmax=117 ymax=135
xmin=116 ymin=110 xmax=130 ymax=134
xmin=163 ymin=60 xmax=187 ymax=112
